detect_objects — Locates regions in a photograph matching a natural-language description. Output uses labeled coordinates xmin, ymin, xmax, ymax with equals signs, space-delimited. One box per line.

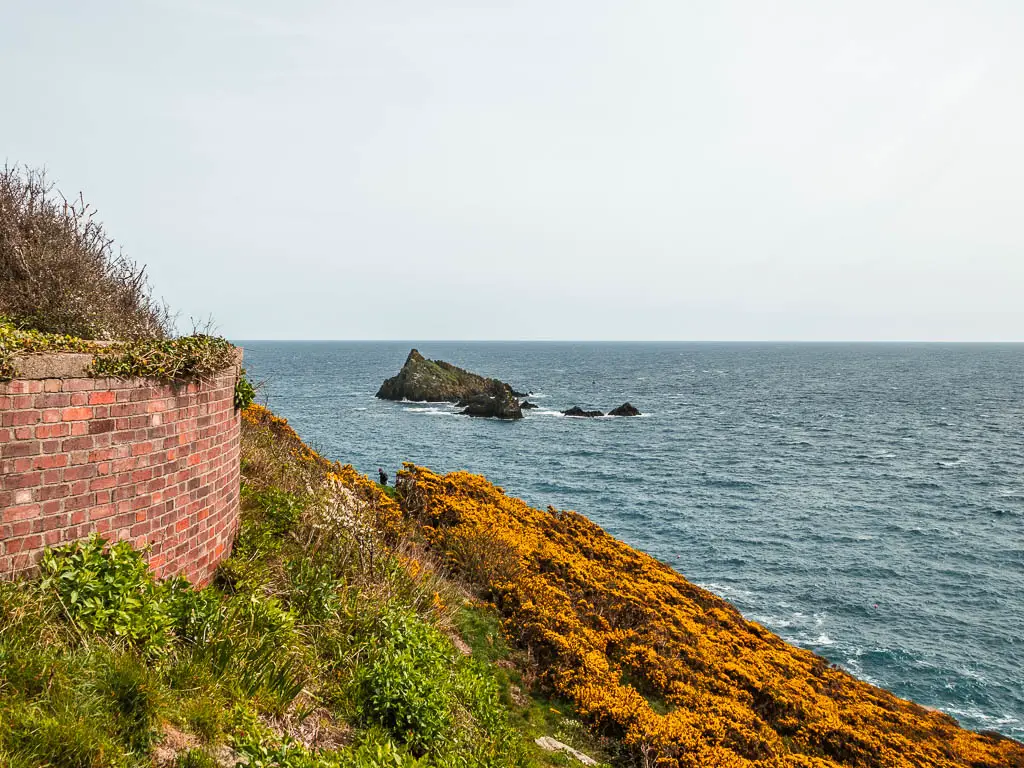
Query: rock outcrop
xmin=520 ymin=400 xmax=539 ymax=410
xmin=608 ymin=402 xmax=641 ymax=417
xmin=458 ymin=379 xmax=524 ymax=420
xmin=562 ymin=406 xmax=604 ymax=418
xmin=534 ymin=737 xmax=597 ymax=765
xmin=377 ymin=349 xmax=523 ymax=419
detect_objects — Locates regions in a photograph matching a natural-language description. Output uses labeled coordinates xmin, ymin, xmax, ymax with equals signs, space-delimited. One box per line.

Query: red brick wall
xmin=0 ymin=366 xmax=241 ymax=584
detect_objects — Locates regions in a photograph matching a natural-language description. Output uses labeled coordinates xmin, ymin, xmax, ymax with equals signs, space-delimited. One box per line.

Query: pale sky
xmin=3 ymin=1 xmax=1022 ymax=341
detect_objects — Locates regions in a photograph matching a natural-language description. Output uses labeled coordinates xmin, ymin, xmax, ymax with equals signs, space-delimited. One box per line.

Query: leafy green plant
xmin=39 ymin=535 xmax=172 ymax=650
xmin=337 ymin=730 xmax=427 ymax=768
xmin=165 ymin=576 xmax=225 ymax=646
xmin=235 ymin=367 xmax=257 ymax=410
xmin=356 ymin=608 xmax=455 ymax=753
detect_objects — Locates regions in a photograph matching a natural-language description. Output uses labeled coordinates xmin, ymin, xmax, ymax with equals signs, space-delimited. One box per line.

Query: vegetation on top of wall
xmin=0 ymin=165 xmax=245 ymax=385
xmin=0 ymin=164 xmax=171 ymax=341
xmin=0 ymin=318 xmax=238 ymax=382
xmin=87 ymin=334 xmax=238 ymax=381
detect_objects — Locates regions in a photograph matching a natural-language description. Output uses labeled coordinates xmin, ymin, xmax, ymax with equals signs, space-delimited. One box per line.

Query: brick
xmin=42 ymin=510 xmax=66 ymax=528
xmin=90 ymin=476 xmax=117 ymax=491
xmin=33 ymin=453 xmax=69 ymax=470
xmin=61 ymin=407 xmax=93 ymax=421
xmin=64 ymin=464 xmax=98 ymax=482
xmin=88 ymin=419 xmax=115 ymax=435
xmin=35 ymin=393 xmax=70 ymax=408
xmin=38 ymin=484 xmax=70 ymax=501
xmin=7 ymin=410 xmax=41 ymax=427
xmin=89 ymin=506 xmax=114 ymax=521
xmin=7 ymin=472 xmax=42 ymax=490
xmin=3 ymin=504 xmax=40 ymax=523
xmin=88 ymin=391 xmax=116 ymax=405
xmin=35 ymin=423 xmax=69 ymax=439
xmin=62 ymin=436 xmax=94 ymax=452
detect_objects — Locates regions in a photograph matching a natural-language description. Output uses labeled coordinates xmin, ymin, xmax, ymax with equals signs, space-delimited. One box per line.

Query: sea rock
xmin=563 ymin=405 xmax=604 ymax=418
xmin=608 ymin=402 xmax=641 ymax=417
xmin=534 ymin=737 xmax=597 ymax=766
xmin=520 ymin=400 xmax=539 ymax=410
xmin=376 ymin=350 xmax=524 ymax=417
xmin=458 ymin=379 xmax=524 ymax=420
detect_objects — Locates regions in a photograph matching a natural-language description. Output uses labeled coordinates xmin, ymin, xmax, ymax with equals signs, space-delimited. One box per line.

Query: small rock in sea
xmin=520 ymin=400 xmax=539 ymax=409
xmin=563 ymin=405 xmax=604 ymax=418
xmin=608 ymin=402 xmax=641 ymax=417
xmin=458 ymin=379 xmax=523 ymax=419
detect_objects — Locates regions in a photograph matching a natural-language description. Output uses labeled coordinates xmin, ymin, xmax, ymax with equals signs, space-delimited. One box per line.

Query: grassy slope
xmin=0 ymin=405 xmax=606 ymax=768
xmin=0 ymin=404 xmax=1020 ymax=768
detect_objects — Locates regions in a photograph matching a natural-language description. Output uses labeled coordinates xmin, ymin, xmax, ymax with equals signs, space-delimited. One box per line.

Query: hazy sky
xmin=3 ymin=1 xmax=1022 ymax=340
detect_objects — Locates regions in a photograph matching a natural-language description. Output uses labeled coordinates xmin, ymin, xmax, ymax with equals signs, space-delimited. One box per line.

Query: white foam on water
xmin=404 ymin=406 xmax=456 ymax=417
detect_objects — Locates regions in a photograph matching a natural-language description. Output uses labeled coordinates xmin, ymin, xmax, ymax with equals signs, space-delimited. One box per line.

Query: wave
xmin=403 ymin=406 xmax=456 ymax=417
xmin=703 ymin=478 xmax=761 ymax=489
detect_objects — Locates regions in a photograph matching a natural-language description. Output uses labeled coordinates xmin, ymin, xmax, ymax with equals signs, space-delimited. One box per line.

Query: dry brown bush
xmin=0 ymin=164 xmax=171 ymax=339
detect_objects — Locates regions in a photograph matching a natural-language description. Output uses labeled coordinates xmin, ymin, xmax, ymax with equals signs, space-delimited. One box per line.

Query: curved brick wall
xmin=0 ymin=355 xmax=241 ymax=584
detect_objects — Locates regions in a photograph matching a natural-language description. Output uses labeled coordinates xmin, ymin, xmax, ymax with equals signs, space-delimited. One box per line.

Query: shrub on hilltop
xmin=0 ymin=164 xmax=171 ymax=340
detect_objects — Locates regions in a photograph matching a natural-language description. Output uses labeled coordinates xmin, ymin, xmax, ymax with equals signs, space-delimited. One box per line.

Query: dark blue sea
xmin=239 ymin=341 xmax=1024 ymax=740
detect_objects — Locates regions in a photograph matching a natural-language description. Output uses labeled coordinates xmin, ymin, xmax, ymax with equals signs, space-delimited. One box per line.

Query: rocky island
xmin=376 ymin=349 xmax=524 ymax=419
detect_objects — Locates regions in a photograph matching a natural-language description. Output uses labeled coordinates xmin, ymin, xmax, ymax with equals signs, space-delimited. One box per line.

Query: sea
xmin=238 ymin=341 xmax=1024 ymax=740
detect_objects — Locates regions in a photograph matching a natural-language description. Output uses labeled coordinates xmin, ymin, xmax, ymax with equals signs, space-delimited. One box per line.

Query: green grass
xmin=0 ymin=484 xmax=551 ymax=768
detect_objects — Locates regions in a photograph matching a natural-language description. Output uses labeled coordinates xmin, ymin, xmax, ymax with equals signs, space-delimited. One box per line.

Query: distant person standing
xmin=378 ymin=468 xmax=388 ymax=486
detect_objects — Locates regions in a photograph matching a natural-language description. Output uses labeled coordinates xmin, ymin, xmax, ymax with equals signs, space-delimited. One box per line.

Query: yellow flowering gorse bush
xmin=399 ymin=465 xmax=1024 ymax=768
